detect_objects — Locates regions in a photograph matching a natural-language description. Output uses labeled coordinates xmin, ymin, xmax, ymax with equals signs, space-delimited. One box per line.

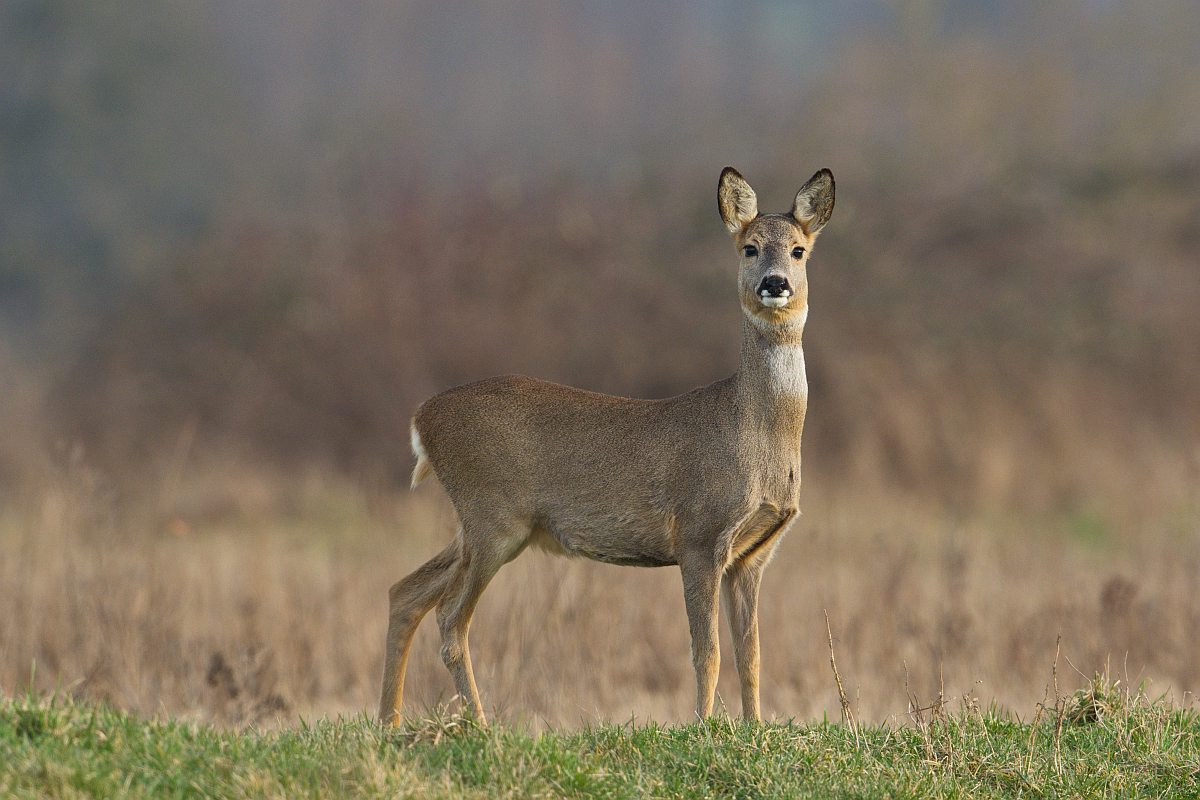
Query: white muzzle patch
xmin=759 ymin=292 xmax=791 ymax=308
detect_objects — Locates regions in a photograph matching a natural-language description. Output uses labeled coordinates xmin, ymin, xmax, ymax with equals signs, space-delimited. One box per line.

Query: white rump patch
xmin=410 ymin=424 xmax=433 ymax=489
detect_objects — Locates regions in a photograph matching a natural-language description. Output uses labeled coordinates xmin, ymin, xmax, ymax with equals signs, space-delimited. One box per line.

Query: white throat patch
xmin=764 ymin=342 xmax=808 ymax=397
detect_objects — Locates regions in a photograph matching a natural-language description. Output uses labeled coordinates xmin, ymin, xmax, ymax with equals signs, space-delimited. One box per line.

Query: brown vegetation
xmin=46 ymin=156 xmax=1200 ymax=515
xmin=2 ymin=465 xmax=1196 ymax=729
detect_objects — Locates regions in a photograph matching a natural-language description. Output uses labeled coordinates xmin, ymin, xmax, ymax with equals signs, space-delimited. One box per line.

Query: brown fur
xmin=379 ymin=166 xmax=835 ymax=726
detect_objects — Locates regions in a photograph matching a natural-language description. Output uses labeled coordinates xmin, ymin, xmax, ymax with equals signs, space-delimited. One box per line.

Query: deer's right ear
xmin=718 ymin=167 xmax=758 ymax=235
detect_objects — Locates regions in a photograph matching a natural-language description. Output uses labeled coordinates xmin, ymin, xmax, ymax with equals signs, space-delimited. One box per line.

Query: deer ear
xmin=792 ymin=168 xmax=835 ymax=235
xmin=718 ymin=167 xmax=758 ymax=235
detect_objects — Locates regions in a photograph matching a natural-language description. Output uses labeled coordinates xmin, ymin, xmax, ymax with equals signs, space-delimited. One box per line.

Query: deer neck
xmin=735 ymin=307 xmax=809 ymax=446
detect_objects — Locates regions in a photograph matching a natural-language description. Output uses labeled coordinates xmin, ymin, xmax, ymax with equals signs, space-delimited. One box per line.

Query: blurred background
xmin=2 ymin=0 xmax=1198 ymax=727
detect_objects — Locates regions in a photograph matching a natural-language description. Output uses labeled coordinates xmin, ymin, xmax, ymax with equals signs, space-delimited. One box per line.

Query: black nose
xmin=757 ymin=275 xmax=792 ymax=297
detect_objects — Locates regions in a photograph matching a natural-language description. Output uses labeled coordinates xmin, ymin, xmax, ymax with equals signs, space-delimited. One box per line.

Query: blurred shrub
xmin=7 ymin=0 xmax=1198 ymax=513
xmin=54 ymin=157 xmax=1200 ymax=512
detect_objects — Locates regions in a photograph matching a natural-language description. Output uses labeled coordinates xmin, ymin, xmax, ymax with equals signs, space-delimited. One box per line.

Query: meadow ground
xmin=1 ymin=467 xmax=1197 ymax=730
xmin=3 ymin=682 xmax=1198 ymax=799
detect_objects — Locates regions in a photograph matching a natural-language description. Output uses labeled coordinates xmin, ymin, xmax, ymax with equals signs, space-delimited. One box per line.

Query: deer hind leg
xmin=434 ymin=515 xmax=526 ymax=726
xmin=378 ymin=542 xmax=460 ymax=726
xmin=680 ymin=553 xmax=723 ymax=719
xmin=722 ymin=559 xmax=765 ymax=721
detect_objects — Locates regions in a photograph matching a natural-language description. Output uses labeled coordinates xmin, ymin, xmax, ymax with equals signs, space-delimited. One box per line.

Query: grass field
xmin=3 ymin=680 xmax=1198 ymax=799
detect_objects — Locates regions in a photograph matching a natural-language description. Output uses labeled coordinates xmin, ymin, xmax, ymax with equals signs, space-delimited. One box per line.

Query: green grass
xmin=3 ymin=682 xmax=1198 ymax=799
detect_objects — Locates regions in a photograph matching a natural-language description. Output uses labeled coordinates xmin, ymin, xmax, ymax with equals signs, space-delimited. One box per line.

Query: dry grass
xmin=2 ymin=463 xmax=1196 ymax=730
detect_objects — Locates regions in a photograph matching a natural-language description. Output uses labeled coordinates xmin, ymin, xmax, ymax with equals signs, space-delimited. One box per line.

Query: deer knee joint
xmin=440 ymin=641 xmax=463 ymax=668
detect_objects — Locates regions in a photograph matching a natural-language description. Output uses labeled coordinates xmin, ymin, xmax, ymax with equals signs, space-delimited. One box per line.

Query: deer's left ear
xmin=792 ymin=168 xmax=835 ymax=235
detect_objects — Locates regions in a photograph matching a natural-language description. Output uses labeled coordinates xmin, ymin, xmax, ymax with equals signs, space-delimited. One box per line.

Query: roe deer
xmin=379 ymin=166 xmax=835 ymax=726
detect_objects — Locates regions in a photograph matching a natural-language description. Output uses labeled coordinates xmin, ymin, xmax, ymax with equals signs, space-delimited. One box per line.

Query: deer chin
xmin=745 ymin=302 xmax=808 ymax=334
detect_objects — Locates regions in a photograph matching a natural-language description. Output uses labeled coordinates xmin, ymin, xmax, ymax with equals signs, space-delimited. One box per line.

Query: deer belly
xmin=530 ymin=508 xmax=678 ymax=567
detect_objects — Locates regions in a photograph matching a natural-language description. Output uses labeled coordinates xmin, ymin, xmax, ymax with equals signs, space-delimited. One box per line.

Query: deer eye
xmin=791 ymin=247 xmax=806 ymax=259
xmin=742 ymin=245 xmax=758 ymax=258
